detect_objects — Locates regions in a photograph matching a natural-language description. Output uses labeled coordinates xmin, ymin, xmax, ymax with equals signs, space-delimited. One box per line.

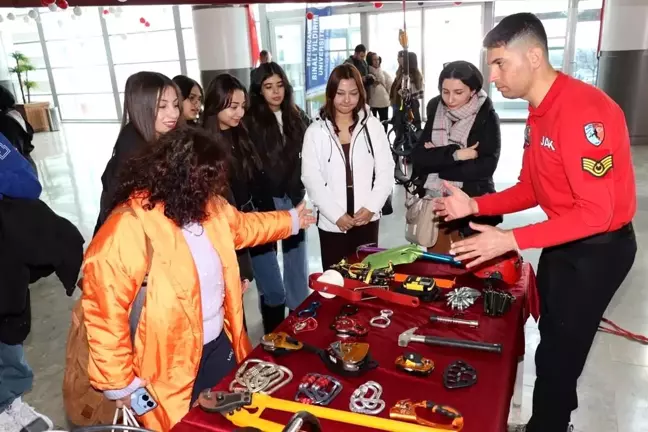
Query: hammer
xmin=398 ymin=327 xmax=503 ymax=354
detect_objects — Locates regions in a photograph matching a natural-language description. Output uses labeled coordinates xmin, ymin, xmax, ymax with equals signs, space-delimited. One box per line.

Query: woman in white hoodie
xmin=302 ymin=64 xmax=395 ymax=270
xmin=366 ymin=52 xmax=393 ymax=131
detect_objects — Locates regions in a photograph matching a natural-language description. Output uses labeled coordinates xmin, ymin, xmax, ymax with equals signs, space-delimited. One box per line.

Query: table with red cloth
xmin=173 ymin=261 xmax=536 ymax=432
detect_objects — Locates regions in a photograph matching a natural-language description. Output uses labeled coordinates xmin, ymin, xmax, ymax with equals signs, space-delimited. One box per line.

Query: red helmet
xmin=472 ymin=251 xmax=523 ymax=285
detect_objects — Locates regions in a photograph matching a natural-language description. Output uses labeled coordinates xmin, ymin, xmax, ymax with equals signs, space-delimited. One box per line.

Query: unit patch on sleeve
xmin=584 ymin=122 xmax=605 ymax=146
xmin=582 ymin=154 xmax=613 ymax=178
xmin=523 ymin=124 xmax=531 ymax=148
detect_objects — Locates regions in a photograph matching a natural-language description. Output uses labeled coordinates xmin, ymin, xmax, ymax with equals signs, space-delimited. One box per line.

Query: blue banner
xmin=305 ymin=7 xmax=333 ymax=101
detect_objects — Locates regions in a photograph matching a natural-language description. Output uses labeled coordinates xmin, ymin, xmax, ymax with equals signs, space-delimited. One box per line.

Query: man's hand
xmin=353 ymin=207 xmax=375 ymax=226
xmin=449 ymin=223 xmax=519 ymax=268
xmin=432 ymin=181 xmax=478 ymax=221
xmin=115 ymin=379 xmax=149 ymax=409
xmin=295 ymin=201 xmax=316 ymax=229
xmin=336 ymin=214 xmax=355 ymax=232
xmin=454 ymin=142 xmax=479 ymax=161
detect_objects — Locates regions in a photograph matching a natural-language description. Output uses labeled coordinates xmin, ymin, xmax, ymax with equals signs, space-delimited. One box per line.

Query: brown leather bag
xmin=62 ymin=210 xmax=151 ymax=426
xmin=405 ymin=192 xmax=440 ymax=248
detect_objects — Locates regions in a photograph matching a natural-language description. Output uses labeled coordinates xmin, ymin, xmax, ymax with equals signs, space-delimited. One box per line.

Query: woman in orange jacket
xmin=81 ymin=126 xmax=315 ymax=431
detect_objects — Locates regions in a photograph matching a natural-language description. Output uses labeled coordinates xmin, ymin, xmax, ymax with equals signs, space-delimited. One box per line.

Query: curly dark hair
xmin=112 ymin=126 xmax=230 ymax=227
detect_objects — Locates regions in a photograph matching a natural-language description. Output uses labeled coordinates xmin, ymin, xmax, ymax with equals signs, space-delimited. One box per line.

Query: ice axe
xmin=398 ymin=327 xmax=502 ymax=354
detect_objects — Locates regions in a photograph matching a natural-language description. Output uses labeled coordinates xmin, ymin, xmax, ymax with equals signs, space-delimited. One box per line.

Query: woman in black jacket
xmin=244 ymin=62 xmax=310 ymax=333
xmin=173 ymin=75 xmax=203 ymax=125
xmin=411 ymin=60 xmax=502 ymax=252
xmin=93 ymin=72 xmax=182 ymax=235
xmin=202 ymin=73 xmax=261 ymax=286
xmin=0 ymin=85 xmax=36 ymax=174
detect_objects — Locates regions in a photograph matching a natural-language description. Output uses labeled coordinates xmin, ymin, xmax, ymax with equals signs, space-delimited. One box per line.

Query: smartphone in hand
xmin=130 ymin=387 xmax=158 ymax=416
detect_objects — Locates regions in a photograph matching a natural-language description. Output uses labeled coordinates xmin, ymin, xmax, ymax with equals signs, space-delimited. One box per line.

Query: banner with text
xmin=305 ymin=7 xmax=333 ymax=101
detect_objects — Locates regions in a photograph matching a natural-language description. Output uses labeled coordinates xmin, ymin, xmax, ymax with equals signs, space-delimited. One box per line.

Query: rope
xmin=599 ymin=318 xmax=648 ymax=344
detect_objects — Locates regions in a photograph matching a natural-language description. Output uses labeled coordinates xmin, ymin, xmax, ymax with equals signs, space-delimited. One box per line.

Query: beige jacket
xmin=368 ymin=66 xmax=393 ymax=109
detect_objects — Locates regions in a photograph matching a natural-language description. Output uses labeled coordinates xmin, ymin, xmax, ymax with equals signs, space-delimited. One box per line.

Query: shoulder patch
xmin=582 ymin=154 xmax=613 ymax=178
xmin=584 ymin=122 xmax=605 ymax=146
xmin=0 ymin=142 xmax=10 ymax=160
xmin=524 ymin=124 xmax=531 ymax=149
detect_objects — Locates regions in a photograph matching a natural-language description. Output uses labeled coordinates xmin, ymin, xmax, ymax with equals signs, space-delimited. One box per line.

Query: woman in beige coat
xmin=367 ymin=52 xmax=393 ymax=131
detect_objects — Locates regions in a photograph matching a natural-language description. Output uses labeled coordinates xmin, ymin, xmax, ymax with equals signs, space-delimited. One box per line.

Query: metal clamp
xmin=292 ymin=316 xmax=318 ymax=334
xmin=369 ymin=309 xmax=393 ymax=328
xmin=294 ymin=373 xmax=342 ymax=406
xmin=229 ymin=359 xmax=293 ymax=395
xmin=298 ymin=301 xmax=321 ymax=318
xmin=390 ymin=399 xmax=464 ymax=430
xmin=349 ymin=381 xmax=385 ymax=415
xmin=446 ymin=287 xmax=481 ymax=312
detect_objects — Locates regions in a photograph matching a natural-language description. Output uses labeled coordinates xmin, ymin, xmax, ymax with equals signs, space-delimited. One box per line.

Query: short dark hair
xmin=483 ymin=13 xmax=548 ymax=53
xmin=0 ymin=85 xmax=16 ymax=112
xmin=354 ymin=44 xmax=366 ymax=54
xmin=259 ymin=50 xmax=269 ymax=58
xmin=438 ymin=61 xmax=484 ymax=93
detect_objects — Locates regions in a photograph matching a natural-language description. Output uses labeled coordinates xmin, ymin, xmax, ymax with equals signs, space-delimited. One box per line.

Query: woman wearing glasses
xmin=410 ymin=60 xmax=502 ymax=253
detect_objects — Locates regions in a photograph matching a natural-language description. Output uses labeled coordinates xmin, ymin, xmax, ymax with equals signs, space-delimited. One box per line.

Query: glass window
xmin=9 ymin=42 xmax=46 ymax=69
xmin=3 ymin=13 xmax=40 ymax=43
xmin=110 ymin=31 xmax=179 ymax=64
xmin=179 ymin=5 xmax=194 ymax=28
xmin=46 ymin=37 xmax=108 ymax=68
xmin=20 ymin=68 xmax=51 ymax=95
xmin=573 ymin=0 xmax=603 ymax=84
xmin=183 ymin=28 xmax=197 ymax=59
xmin=58 ymin=94 xmax=117 ymax=120
xmin=368 ymin=11 xmax=422 ymax=80
xmin=186 ymin=60 xmax=201 ymax=85
xmin=105 ymin=5 xmax=175 ymax=34
xmin=40 ymin=7 xmax=103 ymax=39
xmin=52 ymin=67 xmax=113 ymax=94
xmin=114 ymin=62 xmax=182 ymax=90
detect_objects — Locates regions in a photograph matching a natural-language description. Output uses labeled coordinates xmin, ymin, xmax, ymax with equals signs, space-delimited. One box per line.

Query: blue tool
xmin=298 ymin=301 xmax=321 ymax=318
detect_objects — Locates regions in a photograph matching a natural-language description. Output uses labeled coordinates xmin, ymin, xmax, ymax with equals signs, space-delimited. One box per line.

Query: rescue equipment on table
xmin=395 ymin=352 xmax=435 ymax=376
xmin=349 ymin=381 xmax=385 ymax=415
xmin=446 ymin=287 xmax=481 ymax=311
xmin=443 ymin=361 xmax=478 ymax=390
xmin=326 ymin=340 xmax=378 ymax=376
xmin=261 ymin=332 xmax=304 ymax=355
xmin=397 ymin=276 xmax=442 ymax=302
xmin=429 ymin=315 xmax=479 ymax=328
xmin=295 ymin=373 xmax=342 ymax=406
xmin=291 ymin=316 xmax=318 ymax=334
xmin=310 ymin=271 xmax=420 ymax=307
xmin=359 ymin=244 xmax=461 ymax=268
xmin=229 ymin=359 xmax=293 ymax=395
xmin=472 ymin=251 xmax=523 ymax=285
xmin=330 ymin=259 xmax=395 ymax=285
xmin=369 ymin=309 xmax=393 ymax=328
xmin=197 ymin=390 xmax=456 ymax=432
xmin=390 ymin=399 xmax=464 ymax=431
xmin=398 ymin=327 xmax=503 ymax=354
xmin=331 ymin=316 xmax=368 ymax=337
xmin=483 ymin=288 xmax=516 ymax=317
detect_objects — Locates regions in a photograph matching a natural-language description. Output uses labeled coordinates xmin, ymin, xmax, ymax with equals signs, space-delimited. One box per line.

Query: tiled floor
xmin=19 ymin=122 xmax=648 ymax=431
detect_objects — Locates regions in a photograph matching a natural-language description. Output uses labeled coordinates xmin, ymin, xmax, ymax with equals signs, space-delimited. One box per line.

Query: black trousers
xmin=319 ymin=221 xmax=379 ymax=271
xmin=371 ymin=107 xmax=389 ymax=132
xmin=527 ymin=224 xmax=636 ymax=432
xmin=189 ymin=332 xmax=237 ymax=406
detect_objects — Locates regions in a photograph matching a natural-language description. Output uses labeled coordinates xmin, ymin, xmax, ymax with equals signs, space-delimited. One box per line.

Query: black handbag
xmin=364 ymin=127 xmax=394 ymax=216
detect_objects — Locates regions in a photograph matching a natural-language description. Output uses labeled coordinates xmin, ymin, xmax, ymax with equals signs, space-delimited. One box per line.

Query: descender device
xmin=390 ymin=399 xmax=464 ymax=431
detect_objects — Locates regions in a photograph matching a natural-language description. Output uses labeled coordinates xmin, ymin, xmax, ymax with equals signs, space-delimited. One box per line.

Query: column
xmin=192 ymin=5 xmax=253 ymax=90
xmin=0 ymin=31 xmax=15 ymax=96
xmin=597 ymin=0 xmax=648 ymax=146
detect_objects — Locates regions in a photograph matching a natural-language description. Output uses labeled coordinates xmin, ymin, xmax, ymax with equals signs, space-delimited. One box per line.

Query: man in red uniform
xmin=433 ymin=13 xmax=637 ymax=432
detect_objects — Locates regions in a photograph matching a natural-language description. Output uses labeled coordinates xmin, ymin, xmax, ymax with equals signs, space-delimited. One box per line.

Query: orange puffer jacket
xmin=81 ymin=197 xmax=293 ymax=431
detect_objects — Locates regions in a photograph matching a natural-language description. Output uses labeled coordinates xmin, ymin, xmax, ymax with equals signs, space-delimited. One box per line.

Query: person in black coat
xmin=0 ymin=85 xmax=36 ymax=174
xmin=411 ymin=61 xmax=502 ymax=251
xmin=94 ymin=72 xmax=183 ymax=235
xmin=244 ymin=62 xmax=311 ymax=333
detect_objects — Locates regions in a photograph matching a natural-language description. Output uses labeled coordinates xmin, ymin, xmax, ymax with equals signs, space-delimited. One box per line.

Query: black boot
xmin=260 ymin=301 xmax=286 ymax=334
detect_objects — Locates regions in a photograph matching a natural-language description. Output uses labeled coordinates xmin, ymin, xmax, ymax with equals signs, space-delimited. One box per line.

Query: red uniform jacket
xmin=476 ymin=73 xmax=636 ymax=250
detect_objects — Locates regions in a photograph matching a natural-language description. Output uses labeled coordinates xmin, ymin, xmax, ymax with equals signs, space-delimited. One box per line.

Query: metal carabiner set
xmin=295 ymin=373 xmax=342 ymax=406
xmin=229 ymin=359 xmax=293 ymax=395
xmin=349 ymin=381 xmax=385 ymax=415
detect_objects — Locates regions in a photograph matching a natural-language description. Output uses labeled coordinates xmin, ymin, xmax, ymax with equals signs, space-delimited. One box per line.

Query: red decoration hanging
xmin=102 ymin=9 xmax=109 ymax=15
xmin=306 ymin=11 xmax=314 ymax=20
xmin=40 ymin=0 xmax=50 ymax=6
xmin=453 ymin=2 xmax=463 ymax=4
xmin=373 ymin=2 xmax=384 ymax=9
xmin=145 ymin=21 xmax=151 ymax=27
xmin=56 ymin=0 xmax=69 ymax=10
xmin=139 ymin=17 xmax=146 ymax=24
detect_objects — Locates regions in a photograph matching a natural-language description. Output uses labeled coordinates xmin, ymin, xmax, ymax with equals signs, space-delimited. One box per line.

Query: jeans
xmin=189 ymin=332 xmax=236 ymax=406
xmin=251 ymin=195 xmax=309 ymax=310
xmin=0 ymin=343 xmax=33 ymax=412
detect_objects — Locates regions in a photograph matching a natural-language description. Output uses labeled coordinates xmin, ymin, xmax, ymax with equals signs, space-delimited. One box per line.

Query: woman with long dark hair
xmin=173 ymin=75 xmax=203 ymax=125
xmin=82 ymin=126 xmax=315 ymax=431
xmin=94 ymin=71 xmax=183 ymax=234
xmin=302 ymin=64 xmax=394 ymax=270
xmin=201 ymin=74 xmax=261 ymax=288
xmin=244 ymin=62 xmax=311 ymax=332
xmin=390 ymin=50 xmax=425 ymax=132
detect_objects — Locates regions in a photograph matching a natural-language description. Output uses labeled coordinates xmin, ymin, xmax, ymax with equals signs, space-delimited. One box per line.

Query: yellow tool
xmin=390 ymin=399 xmax=464 ymax=431
xmin=198 ymin=390 xmax=459 ymax=432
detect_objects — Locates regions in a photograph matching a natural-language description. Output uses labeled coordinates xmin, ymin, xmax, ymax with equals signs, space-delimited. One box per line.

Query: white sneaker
xmin=5 ymin=398 xmax=53 ymax=430
xmin=0 ymin=409 xmax=20 ymax=432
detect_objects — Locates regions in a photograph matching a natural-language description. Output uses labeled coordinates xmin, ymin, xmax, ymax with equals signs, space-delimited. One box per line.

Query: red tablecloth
xmin=173 ymin=262 xmax=536 ymax=432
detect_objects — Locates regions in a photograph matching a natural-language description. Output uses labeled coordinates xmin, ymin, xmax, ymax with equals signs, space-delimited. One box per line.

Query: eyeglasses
xmin=188 ymin=94 xmax=203 ymax=105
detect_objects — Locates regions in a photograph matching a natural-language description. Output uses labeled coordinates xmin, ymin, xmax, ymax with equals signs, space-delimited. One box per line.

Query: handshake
xmin=336 ymin=208 xmax=374 ymax=232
